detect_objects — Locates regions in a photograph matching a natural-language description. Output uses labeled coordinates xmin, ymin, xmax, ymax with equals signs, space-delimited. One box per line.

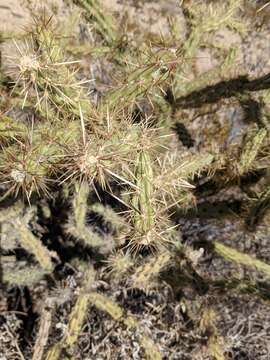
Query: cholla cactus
xmin=0 ymin=0 xmax=253 ymax=292
xmin=1 ymin=1 xmax=270 ymax=358
xmin=1 ymin=203 xmax=54 ymax=286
